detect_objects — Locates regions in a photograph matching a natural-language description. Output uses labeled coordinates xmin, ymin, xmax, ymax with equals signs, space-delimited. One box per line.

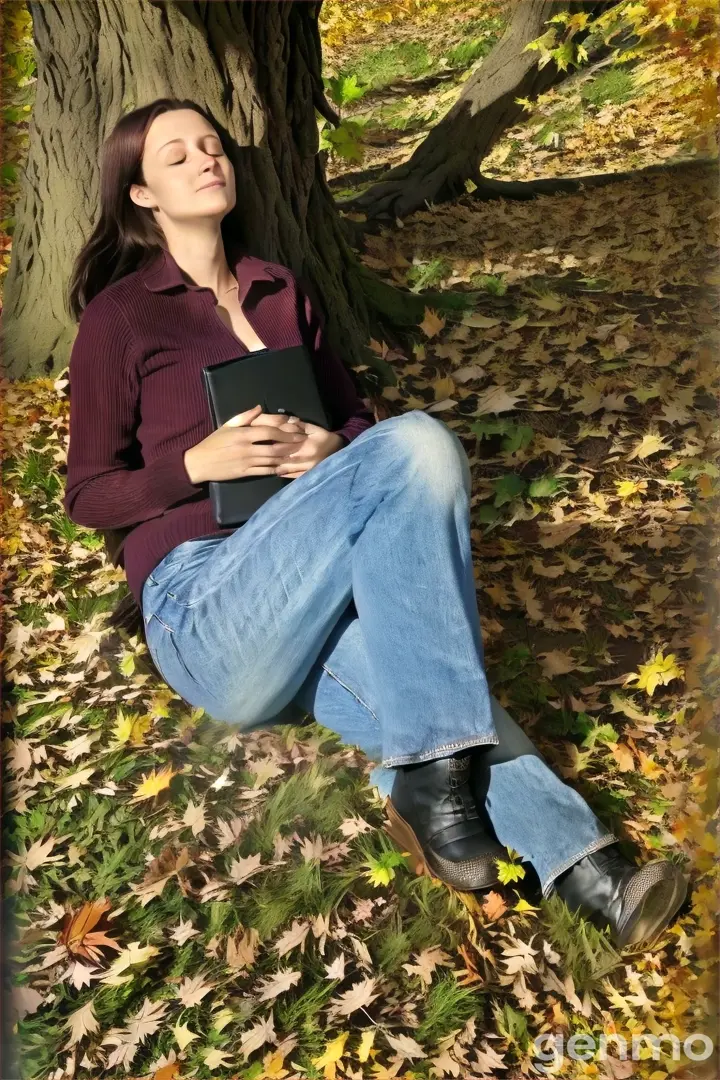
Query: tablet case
xmin=202 ymin=344 xmax=332 ymax=527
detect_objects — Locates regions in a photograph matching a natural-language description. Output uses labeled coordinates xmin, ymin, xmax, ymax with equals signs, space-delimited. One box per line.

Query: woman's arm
xmin=63 ymin=292 xmax=202 ymax=530
xmin=294 ymin=274 xmax=376 ymax=445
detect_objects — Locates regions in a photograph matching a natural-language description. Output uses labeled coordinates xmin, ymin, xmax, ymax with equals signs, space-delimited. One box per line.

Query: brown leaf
xmin=226 ymin=926 xmax=261 ymax=970
xmin=402 ymin=945 xmax=454 ymax=987
xmin=273 ymin=919 xmax=310 ymax=958
xmin=384 ymin=1031 xmax=427 ymax=1060
xmin=255 ymin=968 xmax=302 ymax=1001
xmin=475 ymin=384 xmax=525 ymax=415
xmin=328 ymin=975 xmax=381 ymax=1016
xmin=228 ymin=852 xmax=266 ymax=885
xmin=537 ymin=650 xmax=577 ymax=677
xmin=176 ymin=973 xmax=215 ymax=1008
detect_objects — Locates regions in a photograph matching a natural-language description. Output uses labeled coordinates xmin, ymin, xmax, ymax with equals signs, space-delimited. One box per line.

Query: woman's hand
xmin=183 ymin=405 xmax=308 ymax=484
xmin=255 ymin=416 xmax=345 ymax=479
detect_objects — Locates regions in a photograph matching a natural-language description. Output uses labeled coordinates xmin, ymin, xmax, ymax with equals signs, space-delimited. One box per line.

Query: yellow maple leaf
xmin=625 ymin=651 xmax=685 ymax=696
xmin=258 ymin=1050 xmax=290 ymax=1079
xmin=131 ymin=765 xmax=178 ymax=801
xmin=615 ymin=478 xmax=648 ymax=501
xmin=357 ymin=1028 xmax=376 ymax=1062
xmin=638 ymin=751 xmax=664 ymax=780
xmin=113 ymin=708 xmax=152 ymax=746
xmin=313 ymin=1031 xmax=350 ymax=1080
xmin=99 ymin=942 xmax=159 ymax=985
xmin=203 ymin=1048 xmax=232 ymax=1070
xmin=627 ymin=433 xmax=672 ymax=460
xmin=173 ymin=1021 xmax=199 ymax=1050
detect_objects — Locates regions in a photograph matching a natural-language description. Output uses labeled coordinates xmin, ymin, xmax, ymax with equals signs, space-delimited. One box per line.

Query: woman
xmin=63 ymin=98 xmax=687 ymax=949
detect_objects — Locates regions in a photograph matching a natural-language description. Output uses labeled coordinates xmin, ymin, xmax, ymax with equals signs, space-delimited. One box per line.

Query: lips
xmin=200 ymin=180 xmax=225 ymax=190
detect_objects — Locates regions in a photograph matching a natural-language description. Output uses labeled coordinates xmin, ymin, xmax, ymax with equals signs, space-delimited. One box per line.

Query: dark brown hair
xmin=66 ymin=97 xmax=244 ymax=321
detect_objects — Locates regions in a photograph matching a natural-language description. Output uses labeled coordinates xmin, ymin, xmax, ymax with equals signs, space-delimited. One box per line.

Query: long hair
xmin=66 ymin=98 xmax=244 ymax=321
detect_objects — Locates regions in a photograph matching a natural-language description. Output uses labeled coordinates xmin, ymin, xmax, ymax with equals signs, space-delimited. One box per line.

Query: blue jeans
xmin=142 ymin=410 xmax=616 ymax=895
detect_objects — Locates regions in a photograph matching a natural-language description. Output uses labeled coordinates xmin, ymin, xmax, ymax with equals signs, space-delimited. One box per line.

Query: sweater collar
xmin=140 ymin=241 xmax=278 ymax=303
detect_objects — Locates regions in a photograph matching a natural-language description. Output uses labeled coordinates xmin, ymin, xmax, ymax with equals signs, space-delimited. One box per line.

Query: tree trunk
xmin=346 ymin=0 xmax=617 ymax=220
xmin=2 ymin=0 xmax=399 ymax=384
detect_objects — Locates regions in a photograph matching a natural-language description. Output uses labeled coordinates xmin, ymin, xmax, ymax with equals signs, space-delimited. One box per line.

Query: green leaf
xmin=325 ymin=73 xmax=368 ymax=107
xmin=477 ymin=504 xmax=500 ymax=524
xmin=528 ymin=474 xmax=559 ymax=498
xmin=582 ymin=722 xmax=618 ymax=749
xmin=493 ymin=473 xmax=526 ymax=507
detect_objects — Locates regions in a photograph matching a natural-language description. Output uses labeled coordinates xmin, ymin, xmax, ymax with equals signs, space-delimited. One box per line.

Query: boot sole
xmin=384 ymin=799 xmax=501 ymax=892
xmin=614 ymin=861 xmax=688 ymax=948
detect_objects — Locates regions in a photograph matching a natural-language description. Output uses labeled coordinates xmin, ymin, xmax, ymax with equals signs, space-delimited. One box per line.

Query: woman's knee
xmin=386 ymin=410 xmax=471 ymax=498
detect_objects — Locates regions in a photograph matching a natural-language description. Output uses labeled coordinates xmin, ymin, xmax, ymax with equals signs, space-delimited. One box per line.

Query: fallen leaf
xmin=419 ymin=308 xmax=446 ymax=338
xmin=627 ymin=432 xmax=673 ymax=460
xmin=384 ymin=1031 xmax=427 ymax=1061
xmin=328 ymin=975 xmax=380 ymax=1017
xmin=131 ymin=765 xmax=177 ymax=802
xmin=482 ymin=891 xmax=507 ymax=921
xmin=255 ymin=968 xmax=302 ymax=1002
xmin=610 ymin=743 xmax=635 ymax=772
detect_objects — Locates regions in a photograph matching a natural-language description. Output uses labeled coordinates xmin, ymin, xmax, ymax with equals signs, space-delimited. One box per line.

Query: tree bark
xmin=345 ymin=0 xmax=617 ymax=220
xmin=2 ymin=0 xmax=399 ymax=384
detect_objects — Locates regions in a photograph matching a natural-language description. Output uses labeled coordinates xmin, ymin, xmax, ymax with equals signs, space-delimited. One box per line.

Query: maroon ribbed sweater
xmin=63 ymin=243 xmax=376 ymax=607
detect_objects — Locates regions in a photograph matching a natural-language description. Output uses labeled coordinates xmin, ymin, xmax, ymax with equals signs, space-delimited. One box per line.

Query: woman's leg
xmin=141 ymin=410 xmax=500 ymax=764
xmin=292 ymin=611 xmax=687 ymax=947
xmin=290 ymin=602 xmax=616 ymax=898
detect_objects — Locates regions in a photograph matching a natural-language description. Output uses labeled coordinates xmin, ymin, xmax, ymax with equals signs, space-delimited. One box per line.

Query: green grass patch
xmin=349 ymin=41 xmax=433 ymax=90
xmin=581 ymin=65 xmax=640 ymax=107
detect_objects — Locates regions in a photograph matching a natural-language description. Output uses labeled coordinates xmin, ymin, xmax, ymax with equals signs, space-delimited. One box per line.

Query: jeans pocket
xmin=145 ymin=612 xmax=204 ymax=701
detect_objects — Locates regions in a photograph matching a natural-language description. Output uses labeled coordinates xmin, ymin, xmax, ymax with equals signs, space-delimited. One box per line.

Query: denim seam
xmin=540 ymin=832 xmax=618 ymax=899
xmin=382 ymin=733 xmax=500 ymax=769
xmin=320 ymin=663 xmax=381 ymax=727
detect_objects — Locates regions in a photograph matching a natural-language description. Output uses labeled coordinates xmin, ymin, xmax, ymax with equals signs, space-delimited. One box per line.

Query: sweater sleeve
xmin=63 ymin=292 xmax=203 ymax=530
xmin=294 ymin=273 xmax=376 ymax=445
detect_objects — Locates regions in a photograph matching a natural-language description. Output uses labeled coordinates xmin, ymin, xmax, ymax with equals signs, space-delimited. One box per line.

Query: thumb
xmin=223 ymin=403 xmax=263 ymax=428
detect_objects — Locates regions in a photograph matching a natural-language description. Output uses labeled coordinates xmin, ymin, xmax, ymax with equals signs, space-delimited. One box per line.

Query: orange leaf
xmin=610 ymin=743 xmax=635 ymax=772
xmin=482 ymin=891 xmax=507 ymax=921
xmin=419 ymin=307 xmax=445 ymax=339
xmin=59 ymin=898 xmax=122 ymax=963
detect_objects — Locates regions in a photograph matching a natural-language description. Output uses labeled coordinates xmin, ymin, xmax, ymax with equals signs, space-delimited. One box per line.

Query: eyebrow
xmin=156 ymin=134 xmax=221 ymax=154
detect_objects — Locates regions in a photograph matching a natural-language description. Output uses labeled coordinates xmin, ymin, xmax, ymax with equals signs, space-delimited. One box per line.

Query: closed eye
xmin=169 ymin=150 xmax=224 ymax=166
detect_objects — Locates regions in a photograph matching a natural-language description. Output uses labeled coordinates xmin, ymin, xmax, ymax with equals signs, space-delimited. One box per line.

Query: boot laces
xmin=448 ymin=754 xmax=477 ymax=816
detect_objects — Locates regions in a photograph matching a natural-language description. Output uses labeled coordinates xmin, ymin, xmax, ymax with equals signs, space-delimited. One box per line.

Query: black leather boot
xmin=384 ymin=751 xmax=505 ymax=891
xmin=551 ymin=843 xmax=688 ymax=948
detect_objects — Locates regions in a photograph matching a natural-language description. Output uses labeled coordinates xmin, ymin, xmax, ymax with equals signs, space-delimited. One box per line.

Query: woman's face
xmin=129 ymin=108 xmax=236 ymax=224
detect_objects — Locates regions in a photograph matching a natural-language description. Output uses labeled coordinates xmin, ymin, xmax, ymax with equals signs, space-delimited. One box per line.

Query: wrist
xmin=183 ymin=448 xmax=202 ymax=485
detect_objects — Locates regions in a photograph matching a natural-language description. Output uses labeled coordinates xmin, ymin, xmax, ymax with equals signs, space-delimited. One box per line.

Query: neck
xmin=162 ymin=227 xmax=237 ymax=295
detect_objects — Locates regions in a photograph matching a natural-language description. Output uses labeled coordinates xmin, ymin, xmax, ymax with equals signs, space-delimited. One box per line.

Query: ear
xmin=129 ymin=183 xmax=152 ymax=209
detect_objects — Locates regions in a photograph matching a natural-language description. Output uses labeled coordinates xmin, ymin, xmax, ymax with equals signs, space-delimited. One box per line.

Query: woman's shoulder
xmin=80 ymin=270 xmax=145 ymax=324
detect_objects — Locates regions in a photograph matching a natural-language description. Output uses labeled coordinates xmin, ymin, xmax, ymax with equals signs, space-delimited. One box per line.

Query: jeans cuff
xmin=381 ymin=734 xmax=500 ymax=768
xmin=540 ymin=833 xmax=618 ymax=899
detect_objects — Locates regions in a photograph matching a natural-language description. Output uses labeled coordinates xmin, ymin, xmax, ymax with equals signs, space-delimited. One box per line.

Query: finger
xmin=249 ymin=428 xmax=307 ymax=444
xmin=250 ymin=412 xmax=303 ymax=428
xmin=277 ymin=459 xmax=312 ymax=471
